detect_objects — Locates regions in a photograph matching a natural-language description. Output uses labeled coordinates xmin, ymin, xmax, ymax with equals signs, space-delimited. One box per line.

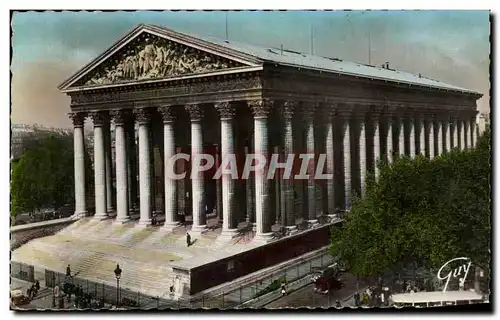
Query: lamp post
xmin=114 ymin=264 xmax=122 ymax=308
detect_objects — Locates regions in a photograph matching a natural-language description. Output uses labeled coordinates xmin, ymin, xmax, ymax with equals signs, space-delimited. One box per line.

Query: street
xmin=265 ymin=272 xmax=364 ymax=308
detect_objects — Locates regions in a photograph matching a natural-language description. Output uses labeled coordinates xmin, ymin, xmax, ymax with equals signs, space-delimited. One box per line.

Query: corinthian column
xmin=428 ymin=115 xmax=436 ymax=159
xmin=463 ymin=120 xmax=469 ymax=149
xmin=91 ymin=112 xmax=108 ymax=220
xmin=418 ymin=114 xmax=426 ymax=157
xmin=471 ymin=117 xmax=478 ymax=148
xmin=385 ymin=111 xmax=394 ymax=164
xmin=445 ymin=117 xmax=451 ymax=152
xmin=186 ymin=104 xmax=207 ymax=235
xmin=339 ymin=109 xmax=352 ymax=210
xmin=452 ymin=117 xmax=459 ymax=149
xmin=396 ymin=114 xmax=405 ymax=157
xmin=406 ymin=112 xmax=416 ymax=158
xmin=103 ymin=120 xmax=114 ymax=214
xmin=69 ymin=112 xmax=87 ymax=218
xmin=371 ymin=111 xmax=381 ymax=181
xmin=324 ymin=107 xmax=336 ymax=218
xmin=110 ymin=110 xmax=130 ymax=224
xmin=249 ymin=99 xmax=273 ymax=242
xmin=282 ymin=101 xmax=298 ymax=229
xmin=437 ymin=118 xmax=444 ymax=156
xmin=215 ymin=102 xmax=238 ymax=240
xmin=302 ymin=102 xmax=319 ymax=226
xmin=158 ymin=106 xmax=179 ymax=231
xmin=134 ymin=108 xmax=152 ymax=226
xmin=357 ymin=111 xmax=368 ymax=198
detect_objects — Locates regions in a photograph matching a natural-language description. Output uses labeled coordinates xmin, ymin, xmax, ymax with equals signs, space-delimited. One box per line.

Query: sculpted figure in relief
xmin=85 ymin=36 xmax=234 ymax=85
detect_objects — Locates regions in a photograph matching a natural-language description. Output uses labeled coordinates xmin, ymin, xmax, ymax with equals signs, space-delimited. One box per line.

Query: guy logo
xmin=437 ymin=257 xmax=472 ymax=292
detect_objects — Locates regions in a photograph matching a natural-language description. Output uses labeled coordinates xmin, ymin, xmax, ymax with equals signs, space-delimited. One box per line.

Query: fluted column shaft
xmin=250 ymin=100 xmax=273 ymax=241
xmin=445 ymin=119 xmax=451 ymax=152
xmin=456 ymin=119 xmax=462 ymax=150
xmin=91 ymin=112 xmax=108 ymax=219
xmin=463 ymin=120 xmax=469 ymax=149
xmin=437 ymin=119 xmax=444 ymax=156
xmin=158 ymin=106 xmax=178 ymax=230
xmin=325 ymin=111 xmax=336 ymax=216
xmin=358 ymin=115 xmax=367 ymax=198
xmin=304 ymin=104 xmax=318 ymax=224
xmin=419 ymin=116 xmax=426 ymax=156
xmin=70 ymin=113 xmax=87 ymax=218
xmin=397 ymin=116 xmax=405 ymax=157
xmin=104 ymin=121 xmax=114 ymax=213
xmin=452 ymin=118 xmax=459 ymax=149
xmin=135 ymin=109 xmax=152 ymax=226
xmin=111 ymin=110 xmax=129 ymax=223
xmin=428 ymin=118 xmax=436 ymax=159
xmin=283 ymin=101 xmax=297 ymax=228
xmin=471 ymin=119 xmax=478 ymax=148
xmin=386 ymin=115 xmax=394 ymax=164
xmin=340 ymin=114 xmax=352 ymax=210
xmin=407 ymin=115 xmax=416 ymax=158
xmin=372 ymin=115 xmax=381 ymax=181
xmin=186 ymin=104 xmax=207 ymax=234
xmin=215 ymin=102 xmax=238 ymax=238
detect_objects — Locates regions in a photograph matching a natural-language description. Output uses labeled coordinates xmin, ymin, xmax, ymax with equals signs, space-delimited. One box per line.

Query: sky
xmin=10 ymin=10 xmax=491 ymax=129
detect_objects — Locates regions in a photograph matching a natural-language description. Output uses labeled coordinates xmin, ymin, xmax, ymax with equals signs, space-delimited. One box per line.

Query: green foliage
xmin=10 ymin=131 xmax=87 ymax=217
xmin=330 ymin=129 xmax=491 ymax=277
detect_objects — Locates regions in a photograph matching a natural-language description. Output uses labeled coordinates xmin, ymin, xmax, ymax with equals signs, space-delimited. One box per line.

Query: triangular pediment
xmin=60 ymin=25 xmax=261 ymax=90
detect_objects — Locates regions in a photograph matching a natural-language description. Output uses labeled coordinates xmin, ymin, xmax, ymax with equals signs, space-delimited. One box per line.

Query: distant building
xmin=478 ymin=112 xmax=490 ymax=134
xmin=10 ymin=124 xmax=72 ymax=160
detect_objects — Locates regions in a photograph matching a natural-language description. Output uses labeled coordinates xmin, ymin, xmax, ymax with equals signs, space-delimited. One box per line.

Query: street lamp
xmin=114 ymin=264 xmax=122 ymax=308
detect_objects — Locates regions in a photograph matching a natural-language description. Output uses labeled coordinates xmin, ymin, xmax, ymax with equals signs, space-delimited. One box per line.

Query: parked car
xmin=10 ymin=289 xmax=30 ymax=307
xmin=311 ymin=263 xmax=344 ymax=294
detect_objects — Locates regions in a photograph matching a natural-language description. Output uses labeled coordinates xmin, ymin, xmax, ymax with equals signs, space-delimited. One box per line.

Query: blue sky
xmin=11 ymin=10 xmax=490 ymax=128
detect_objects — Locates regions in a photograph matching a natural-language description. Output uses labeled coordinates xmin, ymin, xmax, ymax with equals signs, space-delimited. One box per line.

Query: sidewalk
xmin=10 ymin=277 xmax=113 ymax=310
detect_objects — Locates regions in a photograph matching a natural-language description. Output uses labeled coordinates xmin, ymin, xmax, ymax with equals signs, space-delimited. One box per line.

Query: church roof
xmin=149 ymin=25 xmax=480 ymax=96
xmin=59 ymin=24 xmax=481 ymax=97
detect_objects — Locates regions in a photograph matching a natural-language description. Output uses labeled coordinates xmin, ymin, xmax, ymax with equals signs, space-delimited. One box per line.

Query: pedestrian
xmin=186 ymin=233 xmax=191 ymax=247
xmin=459 ymin=278 xmax=465 ymax=291
xmin=281 ymin=282 xmax=287 ymax=296
xmin=363 ymin=292 xmax=369 ymax=306
xmin=35 ymin=280 xmax=40 ymax=292
xmin=353 ymin=291 xmax=360 ymax=307
xmin=66 ymin=265 xmax=71 ymax=277
xmin=335 ymin=300 xmax=342 ymax=308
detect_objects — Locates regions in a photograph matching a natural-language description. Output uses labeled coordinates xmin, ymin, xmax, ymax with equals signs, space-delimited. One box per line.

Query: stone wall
xmin=10 ymin=218 xmax=76 ymax=250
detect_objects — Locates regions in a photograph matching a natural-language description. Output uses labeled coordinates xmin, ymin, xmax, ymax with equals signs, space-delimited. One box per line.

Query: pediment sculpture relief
xmin=85 ymin=35 xmax=240 ymax=86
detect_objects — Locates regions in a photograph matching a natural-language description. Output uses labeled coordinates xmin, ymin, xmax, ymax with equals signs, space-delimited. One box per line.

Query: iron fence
xmin=11 ymin=249 xmax=335 ymax=309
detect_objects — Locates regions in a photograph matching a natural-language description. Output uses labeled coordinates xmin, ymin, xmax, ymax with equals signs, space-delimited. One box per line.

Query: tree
xmin=330 ymin=128 xmax=491 ymax=278
xmin=10 ymin=130 xmax=93 ymax=217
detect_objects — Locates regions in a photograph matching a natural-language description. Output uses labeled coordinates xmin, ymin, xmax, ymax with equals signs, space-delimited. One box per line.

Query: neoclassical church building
xmin=54 ymin=24 xmax=481 ymax=295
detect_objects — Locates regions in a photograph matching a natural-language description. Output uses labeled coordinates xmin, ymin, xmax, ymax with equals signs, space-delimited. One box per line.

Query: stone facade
xmin=60 ymin=25 xmax=482 ymax=242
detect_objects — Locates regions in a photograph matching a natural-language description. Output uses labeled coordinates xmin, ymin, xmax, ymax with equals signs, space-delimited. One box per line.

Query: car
xmin=311 ymin=263 xmax=344 ymax=294
xmin=10 ymin=289 xmax=30 ymax=307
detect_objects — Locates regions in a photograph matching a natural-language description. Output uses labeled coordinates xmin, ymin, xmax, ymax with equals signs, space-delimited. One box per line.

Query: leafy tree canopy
xmin=330 ymin=128 xmax=491 ymax=277
xmin=11 ymin=131 xmax=76 ymax=217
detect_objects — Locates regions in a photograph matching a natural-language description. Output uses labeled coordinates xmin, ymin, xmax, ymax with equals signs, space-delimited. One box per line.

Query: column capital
xmin=158 ymin=105 xmax=176 ymax=123
xmin=282 ymin=100 xmax=298 ymax=119
xmin=337 ymin=105 xmax=353 ymax=119
xmin=185 ymin=104 xmax=204 ymax=121
xmin=89 ymin=111 xmax=108 ymax=127
xmin=301 ymin=101 xmax=319 ymax=120
xmin=214 ymin=101 xmax=235 ymax=119
xmin=133 ymin=108 xmax=151 ymax=125
xmin=110 ymin=109 xmax=130 ymax=126
xmin=248 ymin=99 xmax=273 ymax=118
xmin=69 ymin=112 xmax=87 ymax=128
